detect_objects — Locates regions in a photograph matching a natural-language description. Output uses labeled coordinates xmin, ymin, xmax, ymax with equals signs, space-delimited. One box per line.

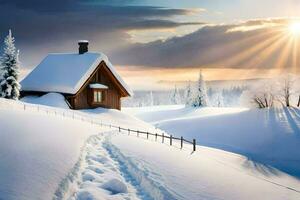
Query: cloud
xmin=123 ymin=20 xmax=205 ymax=30
xmin=0 ymin=1 xmax=203 ymax=67
xmin=112 ymin=18 xmax=299 ymax=71
xmin=2 ymin=1 xmax=295 ymax=74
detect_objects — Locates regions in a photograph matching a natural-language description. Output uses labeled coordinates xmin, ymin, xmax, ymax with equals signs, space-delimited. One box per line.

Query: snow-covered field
xmin=0 ymin=98 xmax=151 ymax=200
xmin=110 ymin=133 xmax=300 ymax=200
xmin=124 ymin=105 xmax=300 ymax=177
xmin=0 ymin=107 xmax=99 ymax=199
xmin=1 ymin=98 xmax=300 ymax=200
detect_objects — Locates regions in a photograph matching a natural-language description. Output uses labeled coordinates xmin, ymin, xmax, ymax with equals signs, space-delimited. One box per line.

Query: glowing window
xmin=93 ymin=91 xmax=102 ymax=103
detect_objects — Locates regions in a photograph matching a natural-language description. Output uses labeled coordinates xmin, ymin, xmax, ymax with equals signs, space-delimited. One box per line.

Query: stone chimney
xmin=78 ymin=40 xmax=89 ymax=54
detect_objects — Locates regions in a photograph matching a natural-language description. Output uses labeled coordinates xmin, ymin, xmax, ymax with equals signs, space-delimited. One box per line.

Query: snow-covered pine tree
xmin=171 ymin=85 xmax=181 ymax=105
xmin=0 ymin=30 xmax=20 ymax=99
xmin=192 ymin=70 xmax=209 ymax=107
xmin=215 ymin=92 xmax=224 ymax=107
xmin=185 ymin=80 xmax=193 ymax=106
xmin=149 ymin=91 xmax=154 ymax=106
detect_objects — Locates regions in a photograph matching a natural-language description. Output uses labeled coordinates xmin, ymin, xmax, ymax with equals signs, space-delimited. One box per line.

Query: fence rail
xmin=108 ymin=125 xmax=196 ymax=151
xmin=0 ymin=98 xmax=196 ymax=152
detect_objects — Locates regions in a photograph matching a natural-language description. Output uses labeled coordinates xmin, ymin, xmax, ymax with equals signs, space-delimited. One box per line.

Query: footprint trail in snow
xmin=67 ymin=133 xmax=141 ymax=200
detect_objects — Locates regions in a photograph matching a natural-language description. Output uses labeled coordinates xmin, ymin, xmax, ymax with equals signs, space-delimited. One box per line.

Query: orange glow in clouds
xmin=118 ymin=19 xmax=300 ymax=90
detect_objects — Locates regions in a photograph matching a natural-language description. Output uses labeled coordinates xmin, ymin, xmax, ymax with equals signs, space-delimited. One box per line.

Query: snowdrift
xmin=21 ymin=92 xmax=69 ymax=109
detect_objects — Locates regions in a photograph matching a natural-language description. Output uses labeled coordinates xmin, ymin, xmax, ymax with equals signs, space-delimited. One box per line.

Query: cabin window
xmin=93 ymin=91 xmax=103 ymax=103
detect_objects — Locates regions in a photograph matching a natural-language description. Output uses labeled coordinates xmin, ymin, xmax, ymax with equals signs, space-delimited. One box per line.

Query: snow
xmin=109 ymin=133 xmax=300 ymax=200
xmin=1 ymin=96 xmax=300 ymax=200
xmin=0 ymin=29 xmax=20 ymax=100
xmin=65 ymin=134 xmax=140 ymax=200
xmin=21 ymin=52 xmax=133 ymax=96
xmin=102 ymin=178 xmax=128 ymax=194
xmin=78 ymin=40 xmax=89 ymax=43
xmin=89 ymin=83 xmax=108 ymax=89
xmin=21 ymin=93 xmax=69 ymax=109
xmin=0 ymin=107 xmax=99 ymax=200
xmin=0 ymin=98 xmax=152 ymax=199
xmin=82 ymin=107 xmax=155 ymax=131
xmin=124 ymin=105 xmax=247 ymax=124
xmin=124 ymin=105 xmax=300 ymax=177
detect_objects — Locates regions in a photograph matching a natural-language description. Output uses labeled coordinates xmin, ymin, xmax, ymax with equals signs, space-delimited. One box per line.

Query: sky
xmin=1 ymin=0 xmax=300 ymax=90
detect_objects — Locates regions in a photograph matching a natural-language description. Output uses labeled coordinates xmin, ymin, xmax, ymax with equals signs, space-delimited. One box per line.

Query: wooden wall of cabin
xmin=68 ymin=63 xmax=122 ymax=110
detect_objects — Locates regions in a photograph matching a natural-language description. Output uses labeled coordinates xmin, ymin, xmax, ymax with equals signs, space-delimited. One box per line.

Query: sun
xmin=288 ymin=21 xmax=300 ymax=36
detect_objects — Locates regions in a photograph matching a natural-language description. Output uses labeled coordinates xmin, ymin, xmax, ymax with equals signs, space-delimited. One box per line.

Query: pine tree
xmin=192 ymin=70 xmax=209 ymax=107
xmin=185 ymin=80 xmax=193 ymax=106
xmin=171 ymin=85 xmax=180 ymax=105
xmin=0 ymin=30 xmax=20 ymax=99
xmin=149 ymin=91 xmax=154 ymax=106
xmin=215 ymin=92 xmax=224 ymax=107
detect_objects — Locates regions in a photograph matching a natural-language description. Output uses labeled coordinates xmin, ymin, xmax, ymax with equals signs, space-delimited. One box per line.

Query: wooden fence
xmin=100 ymin=124 xmax=196 ymax=152
xmin=0 ymin=99 xmax=196 ymax=152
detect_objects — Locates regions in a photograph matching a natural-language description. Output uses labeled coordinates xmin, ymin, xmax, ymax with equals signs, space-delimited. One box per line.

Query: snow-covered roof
xmin=21 ymin=52 xmax=133 ymax=96
xmin=78 ymin=40 xmax=89 ymax=43
xmin=89 ymin=83 xmax=108 ymax=89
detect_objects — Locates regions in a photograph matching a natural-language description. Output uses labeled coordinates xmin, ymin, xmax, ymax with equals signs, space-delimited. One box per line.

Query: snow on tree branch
xmin=0 ymin=30 xmax=21 ymax=100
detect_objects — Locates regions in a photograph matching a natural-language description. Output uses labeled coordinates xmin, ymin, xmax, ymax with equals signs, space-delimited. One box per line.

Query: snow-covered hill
xmin=124 ymin=105 xmax=300 ymax=178
xmin=0 ymin=107 xmax=99 ymax=199
xmin=0 ymin=98 xmax=152 ymax=200
xmin=110 ymin=133 xmax=300 ymax=200
xmin=1 ymin=99 xmax=300 ymax=199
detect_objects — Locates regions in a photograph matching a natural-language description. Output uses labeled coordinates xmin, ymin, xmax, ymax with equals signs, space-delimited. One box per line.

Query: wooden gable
xmin=66 ymin=61 xmax=129 ymax=110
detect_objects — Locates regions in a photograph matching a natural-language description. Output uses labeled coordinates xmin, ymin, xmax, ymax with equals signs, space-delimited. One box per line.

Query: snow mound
xmin=82 ymin=107 xmax=154 ymax=131
xmin=102 ymin=179 xmax=128 ymax=194
xmin=126 ymin=105 xmax=248 ymax=124
xmin=76 ymin=188 xmax=107 ymax=200
xmin=21 ymin=93 xmax=69 ymax=109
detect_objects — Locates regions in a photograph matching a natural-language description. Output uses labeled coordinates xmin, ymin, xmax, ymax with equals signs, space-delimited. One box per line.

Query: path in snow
xmin=60 ymin=132 xmax=180 ymax=200
xmin=57 ymin=130 xmax=300 ymax=200
xmin=63 ymin=133 xmax=141 ymax=200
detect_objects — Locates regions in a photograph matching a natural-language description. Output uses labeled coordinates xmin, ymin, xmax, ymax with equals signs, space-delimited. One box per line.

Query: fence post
xmin=155 ymin=133 xmax=157 ymax=141
xmin=23 ymin=104 xmax=26 ymax=110
xmin=137 ymin=130 xmax=139 ymax=137
xmin=170 ymin=135 xmax=172 ymax=146
xmin=128 ymin=129 xmax=130 ymax=135
xmin=147 ymin=132 xmax=149 ymax=139
xmin=119 ymin=126 xmax=121 ymax=132
xmin=193 ymin=139 xmax=196 ymax=152
xmin=162 ymin=133 xmax=164 ymax=143
xmin=72 ymin=112 xmax=75 ymax=119
xmin=37 ymin=106 xmax=39 ymax=112
xmin=181 ymin=136 xmax=183 ymax=149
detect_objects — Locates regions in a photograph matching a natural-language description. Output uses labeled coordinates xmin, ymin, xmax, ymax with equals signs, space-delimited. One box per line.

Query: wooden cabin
xmin=21 ymin=41 xmax=132 ymax=110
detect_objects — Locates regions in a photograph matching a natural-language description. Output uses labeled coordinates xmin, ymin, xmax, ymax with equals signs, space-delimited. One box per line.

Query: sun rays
xmin=288 ymin=21 xmax=300 ymax=36
xmin=214 ymin=20 xmax=300 ymax=75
